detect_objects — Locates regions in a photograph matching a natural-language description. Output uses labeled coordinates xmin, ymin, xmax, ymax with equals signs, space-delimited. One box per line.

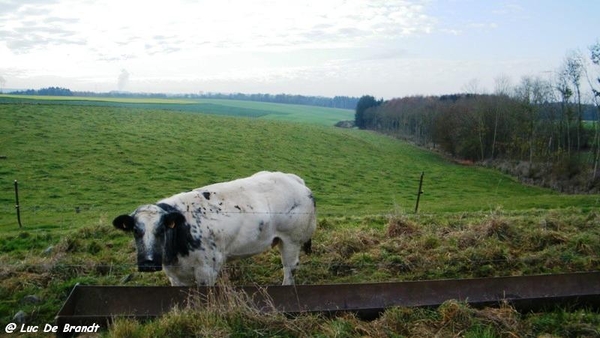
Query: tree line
xmin=182 ymin=92 xmax=359 ymax=109
xmin=356 ymin=42 xmax=600 ymax=192
xmin=12 ymin=87 xmax=74 ymax=96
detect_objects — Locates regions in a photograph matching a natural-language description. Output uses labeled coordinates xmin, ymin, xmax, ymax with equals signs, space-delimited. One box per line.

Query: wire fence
xmin=0 ymin=204 xmax=401 ymax=223
xmin=0 ymin=173 xmax=428 ymax=228
xmin=0 ymin=203 xmax=402 ymax=229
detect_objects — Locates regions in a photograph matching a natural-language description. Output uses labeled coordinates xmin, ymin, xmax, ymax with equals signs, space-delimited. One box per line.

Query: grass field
xmin=1 ymin=103 xmax=598 ymax=233
xmin=0 ymin=101 xmax=598 ymax=336
xmin=0 ymin=95 xmax=354 ymax=126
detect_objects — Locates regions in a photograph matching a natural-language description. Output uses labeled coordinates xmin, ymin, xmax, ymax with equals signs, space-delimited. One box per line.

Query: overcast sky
xmin=0 ymin=0 xmax=598 ymax=99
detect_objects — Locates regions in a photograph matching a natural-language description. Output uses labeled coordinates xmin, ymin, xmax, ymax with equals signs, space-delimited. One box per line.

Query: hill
xmin=1 ymin=103 xmax=597 ymax=233
xmin=0 ymin=95 xmax=354 ymax=127
xmin=0 ymin=103 xmax=598 ymax=336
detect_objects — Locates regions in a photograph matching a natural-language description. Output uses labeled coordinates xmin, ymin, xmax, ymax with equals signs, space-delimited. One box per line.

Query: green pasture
xmin=0 ymin=95 xmax=354 ymax=126
xmin=0 ymin=103 xmax=597 ymax=235
xmin=0 ymin=102 xmax=599 ymax=336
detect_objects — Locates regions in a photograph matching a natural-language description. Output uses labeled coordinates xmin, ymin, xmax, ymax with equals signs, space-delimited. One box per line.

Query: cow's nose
xmin=138 ymin=260 xmax=162 ymax=272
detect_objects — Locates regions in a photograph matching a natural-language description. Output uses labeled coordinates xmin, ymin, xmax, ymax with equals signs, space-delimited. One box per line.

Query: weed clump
xmin=386 ymin=215 xmax=420 ymax=238
xmin=479 ymin=216 xmax=517 ymax=241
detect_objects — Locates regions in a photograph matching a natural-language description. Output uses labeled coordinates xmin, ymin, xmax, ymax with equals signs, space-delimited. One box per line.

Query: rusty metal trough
xmin=56 ymin=272 xmax=600 ymax=334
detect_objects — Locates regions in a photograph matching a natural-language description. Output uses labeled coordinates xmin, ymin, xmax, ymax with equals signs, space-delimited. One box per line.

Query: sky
xmin=0 ymin=0 xmax=598 ymax=99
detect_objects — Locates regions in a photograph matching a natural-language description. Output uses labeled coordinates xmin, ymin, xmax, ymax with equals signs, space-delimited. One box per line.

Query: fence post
xmin=414 ymin=172 xmax=424 ymax=213
xmin=15 ymin=180 xmax=23 ymax=228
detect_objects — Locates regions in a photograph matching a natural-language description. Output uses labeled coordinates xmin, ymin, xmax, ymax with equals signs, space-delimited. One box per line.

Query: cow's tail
xmin=302 ymin=239 xmax=312 ymax=255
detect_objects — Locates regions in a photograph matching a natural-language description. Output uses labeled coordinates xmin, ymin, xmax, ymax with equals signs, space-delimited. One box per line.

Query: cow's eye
xmin=133 ymin=227 xmax=143 ymax=237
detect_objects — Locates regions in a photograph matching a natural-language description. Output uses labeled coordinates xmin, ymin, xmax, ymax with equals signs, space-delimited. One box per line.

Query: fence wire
xmin=0 ymin=201 xmax=411 ymax=228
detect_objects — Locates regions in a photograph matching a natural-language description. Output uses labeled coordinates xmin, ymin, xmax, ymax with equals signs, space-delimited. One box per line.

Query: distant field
xmin=0 ymin=95 xmax=354 ymax=126
xmin=1 ymin=103 xmax=598 ymax=233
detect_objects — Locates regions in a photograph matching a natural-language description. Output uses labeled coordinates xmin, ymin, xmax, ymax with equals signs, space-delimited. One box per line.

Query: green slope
xmin=0 ymin=95 xmax=354 ymax=126
xmin=1 ymin=103 xmax=598 ymax=331
xmin=1 ymin=104 xmax=597 ymax=233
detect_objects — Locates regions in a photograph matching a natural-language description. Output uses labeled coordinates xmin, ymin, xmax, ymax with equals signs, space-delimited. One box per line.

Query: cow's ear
xmin=113 ymin=215 xmax=135 ymax=232
xmin=163 ymin=212 xmax=186 ymax=229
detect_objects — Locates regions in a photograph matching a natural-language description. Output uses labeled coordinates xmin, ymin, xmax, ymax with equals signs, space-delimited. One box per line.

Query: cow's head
xmin=113 ymin=204 xmax=186 ymax=272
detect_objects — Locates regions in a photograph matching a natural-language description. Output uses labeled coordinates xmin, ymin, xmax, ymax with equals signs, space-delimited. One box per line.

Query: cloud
xmin=144 ymin=35 xmax=184 ymax=55
xmin=0 ymin=0 xmax=58 ymax=16
xmin=1 ymin=0 xmax=435 ymax=59
xmin=3 ymin=27 xmax=86 ymax=54
xmin=0 ymin=1 xmax=84 ymax=54
xmin=0 ymin=0 xmax=439 ymax=95
xmin=493 ymin=2 xmax=526 ymax=17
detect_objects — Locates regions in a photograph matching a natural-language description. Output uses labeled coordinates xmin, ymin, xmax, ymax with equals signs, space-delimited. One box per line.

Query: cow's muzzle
xmin=138 ymin=260 xmax=162 ymax=272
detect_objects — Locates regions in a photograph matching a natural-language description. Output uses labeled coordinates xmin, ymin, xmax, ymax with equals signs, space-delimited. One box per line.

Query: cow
xmin=112 ymin=171 xmax=316 ymax=286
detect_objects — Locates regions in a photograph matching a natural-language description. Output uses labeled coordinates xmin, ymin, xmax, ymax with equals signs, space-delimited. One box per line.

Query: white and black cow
xmin=113 ymin=171 xmax=316 ymax=286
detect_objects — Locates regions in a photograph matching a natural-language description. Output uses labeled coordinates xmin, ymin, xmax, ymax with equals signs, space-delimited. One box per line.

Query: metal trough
xmin=56 ymin=272 xmax=600 ymax=335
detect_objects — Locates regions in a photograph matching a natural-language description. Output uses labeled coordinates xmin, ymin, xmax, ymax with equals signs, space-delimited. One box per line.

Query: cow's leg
xmin=195 ymin=255 xmax=224 ymax=286
xmin=194 ymin=266 xmax=220 ymax=286
xmin=277 ymin=239 xmax=301 ymax=285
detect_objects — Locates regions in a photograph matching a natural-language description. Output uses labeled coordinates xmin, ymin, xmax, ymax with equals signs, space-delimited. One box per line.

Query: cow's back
xmin=182 ymin=171 xmax=316 ymax=246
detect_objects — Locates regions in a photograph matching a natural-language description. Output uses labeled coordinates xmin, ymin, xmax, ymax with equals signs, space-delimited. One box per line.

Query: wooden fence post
xmin=15 ymin=180 xmax=23 ymax=228
xmin=415 ymin=172 xmax=424 ymax=213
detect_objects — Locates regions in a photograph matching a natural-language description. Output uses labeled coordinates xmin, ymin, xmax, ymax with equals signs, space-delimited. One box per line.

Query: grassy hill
xmin=1 ymin=103 xmax=598 ymax=231
xmin=0 ymin=95 xmax=354 ymax=126
xmin=0 ymin=102 xmax=598 ymax=336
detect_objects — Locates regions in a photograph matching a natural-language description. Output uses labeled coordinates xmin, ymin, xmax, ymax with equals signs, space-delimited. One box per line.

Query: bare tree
xmin=563 ymin=50 xmax=585 ymax=151
xmin=462 ymin=78 xmax=484 ymax=95
xmin=555 ymin=67 xmax=574 ymax=156
xmin=491 ymin=75 xmax=512 ymax=159
xmin=586 ymin=42 xmax=600 ymax=180
xmin=514 ymin=76 xmax=554 ymax=171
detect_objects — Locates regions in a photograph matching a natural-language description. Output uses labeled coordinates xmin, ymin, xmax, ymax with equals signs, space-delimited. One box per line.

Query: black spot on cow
xmin=234 ymin=205 xmax=242 ymax=212
xmin=156 ymin=203 xmax=202 ymax=266
xmin=202 ymin=191 xmax=211 ymax=200
xmin=258 ymin=220 xmax=264 ymax=232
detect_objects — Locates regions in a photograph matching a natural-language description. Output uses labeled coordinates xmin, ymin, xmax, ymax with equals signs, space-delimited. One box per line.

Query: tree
xmin=513 ymin=76 xmax=553 ymax=170
xmin=355 ymin=95 xmax=381 ymax=129
xmin=555 ymin=66 xmax=574 ymax=156
xmin=563 ymin=51 xmax=585 ymax=151
xmin=491 ymin=75 xmax=512 ymax=159
xmin=588 ymin=41 xmax=600 ymax=180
